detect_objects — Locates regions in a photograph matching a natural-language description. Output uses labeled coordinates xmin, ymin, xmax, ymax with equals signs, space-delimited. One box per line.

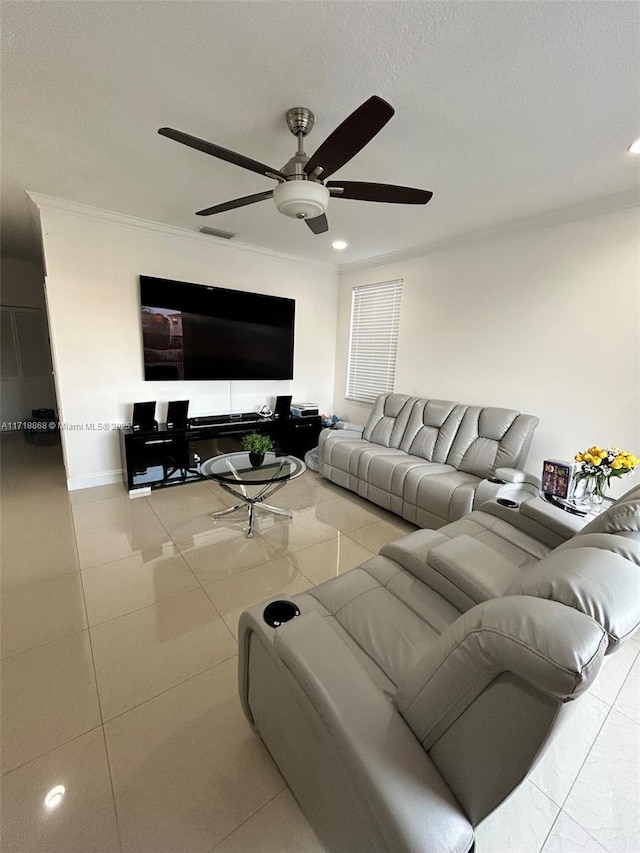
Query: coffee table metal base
xmin=212 ymin=480 xmax=292 ymax=537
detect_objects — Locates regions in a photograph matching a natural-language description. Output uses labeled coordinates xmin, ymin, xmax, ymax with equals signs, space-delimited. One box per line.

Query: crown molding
xmin=26 ymin=192 xmax=339 ymax=274
xmin=339 ymin=190 xmax=640 ymax=274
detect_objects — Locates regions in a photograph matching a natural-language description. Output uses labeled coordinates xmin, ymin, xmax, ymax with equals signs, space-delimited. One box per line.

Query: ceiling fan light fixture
xmin=161 ymin=96 xmax=432 ymax=236
xmin=273 ymin=180 xmax=329 ymax=220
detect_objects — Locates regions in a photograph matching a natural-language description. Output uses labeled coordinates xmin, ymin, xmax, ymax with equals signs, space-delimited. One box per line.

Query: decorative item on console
xmin=274 ymin=395 xmax=292 ymax=420
xmin=541 ymin=459 xmax=575 ymax=500
xmin=132 ymin=401 xmax=158 ymax=432
xmin=573 ymin=445 xmax=639 ymax=510
xmin=291 ymin=403 xmax=319 ymax=418
xmin=242 ymin=432 xmax=274 ymax=468
xmin=320 ymin=413 xmax=342 ymax=428
xmin=166 ymin=400 xmax=189 ymax=430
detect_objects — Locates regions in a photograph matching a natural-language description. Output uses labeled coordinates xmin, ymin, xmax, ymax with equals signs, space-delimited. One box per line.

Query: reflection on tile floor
xmin=1 ymin=433 xmax=638 ymax=852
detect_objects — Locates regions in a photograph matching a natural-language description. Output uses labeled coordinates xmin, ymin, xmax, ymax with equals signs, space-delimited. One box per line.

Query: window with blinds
xmin=346 ymin=279 xmax=403 ymax=403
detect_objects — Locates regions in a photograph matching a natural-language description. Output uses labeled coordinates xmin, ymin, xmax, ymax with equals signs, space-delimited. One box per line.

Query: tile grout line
xmin=559 ymin=702 xmax=614 ymax=820
xmin=1 ymin=622 xmax=89 ymax=663
xmin=608 ymin=704 xmax=640 ymax=727
xmin=559 ymin=647 xmax=640 ymax=824
xmin=601 ymin=648 xmax=640 ymax=728
xmin=87 ymin=583 xmax=215 ymax=631
xmin=70 ymin=491 xmax=126 ymax=853
xmin=0 ymin=723 xmax=105 ymax=778
xmin=146 ymin=493 xmax=271 ymax=638
xmin=560 ymin=806 xmax=613 ymax=852
xmin=537 ymin=805 xmax=562 ymax=853
xmin=100 ymin=652 xmax=239 ymax=726
xmin=206 ymin=787 xmax=288 ymax=852
xmin=88 ymin=585 xmax=239 ymax=724
xmin=144 ymin=475 xmax=355 ymax=639
xmin=77 ymin=511 xmax=320 ymax=634
xmin=99 ymin=726 xmax=125 ymax=853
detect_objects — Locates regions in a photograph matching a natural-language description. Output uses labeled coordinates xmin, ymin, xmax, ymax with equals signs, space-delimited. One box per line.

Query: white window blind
xmin=346 ymin=279 xmax=402 ymax=404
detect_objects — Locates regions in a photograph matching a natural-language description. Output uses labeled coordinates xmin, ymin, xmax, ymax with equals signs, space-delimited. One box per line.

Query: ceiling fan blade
xmin=327 ymin=181 xmax=433 ymax=205
xmin=304 ymin=96 xmax=394 ymax=180
xmin=305 ymin=213 xmax=329 ymax=234
xmin=159 ymin=127 xmax=285 ymax=181
xmin=196 ymin=190 xmax=274 ymax=217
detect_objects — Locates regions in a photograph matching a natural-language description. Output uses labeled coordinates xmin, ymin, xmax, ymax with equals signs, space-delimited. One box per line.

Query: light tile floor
xmin=1 ymin=434 xmax=638 ymax=852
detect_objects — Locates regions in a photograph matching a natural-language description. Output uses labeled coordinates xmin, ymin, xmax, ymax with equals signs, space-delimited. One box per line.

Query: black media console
xmin=120 ymin=412 xmax=321 ymax=492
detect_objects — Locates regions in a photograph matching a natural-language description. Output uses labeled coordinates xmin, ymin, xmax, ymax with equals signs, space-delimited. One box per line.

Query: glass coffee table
xmin=201 ymin=452 xmax=306 ymax=537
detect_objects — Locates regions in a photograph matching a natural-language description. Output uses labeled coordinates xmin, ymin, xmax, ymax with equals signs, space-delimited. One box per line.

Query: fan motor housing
xmin=286 ymin=107 xmax=315 ymax=137
xmin=273 ymin=181 xmax=329 ymax=220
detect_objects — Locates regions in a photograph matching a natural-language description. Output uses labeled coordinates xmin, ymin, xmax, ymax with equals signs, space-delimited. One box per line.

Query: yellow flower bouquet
xmin=574 ymin=445 xmax=639 ymax=505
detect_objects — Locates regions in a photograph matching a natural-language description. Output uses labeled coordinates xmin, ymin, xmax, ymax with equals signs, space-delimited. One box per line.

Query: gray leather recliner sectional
xmin=238 ymin=484 xmax=640 ymax=853
xmin=319 ymin=393 xmax=540 ymax=527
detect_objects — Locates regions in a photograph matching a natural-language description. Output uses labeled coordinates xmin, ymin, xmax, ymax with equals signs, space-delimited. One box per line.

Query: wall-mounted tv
xmin=139 ymin=276 xmax=295 ymax=381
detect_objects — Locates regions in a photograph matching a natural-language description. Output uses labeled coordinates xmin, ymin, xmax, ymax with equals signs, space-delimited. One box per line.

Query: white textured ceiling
xmin=2 ymin=1 xmax=639 ymax=266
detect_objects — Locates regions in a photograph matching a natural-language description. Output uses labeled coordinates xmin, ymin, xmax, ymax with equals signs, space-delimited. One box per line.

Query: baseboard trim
xmin=67 ymin=469 xmax=124 ymax=491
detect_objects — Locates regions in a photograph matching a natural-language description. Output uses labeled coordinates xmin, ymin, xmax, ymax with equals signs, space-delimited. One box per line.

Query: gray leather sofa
xmin=238 ymin=484 xmax=640 ymax=853
xmin=319 ymin=393 xmax=540 ymax=528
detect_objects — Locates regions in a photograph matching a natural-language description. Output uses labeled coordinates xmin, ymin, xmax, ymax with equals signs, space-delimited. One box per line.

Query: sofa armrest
xmin=473 ymin=468 xmax=540 ymax=510
xmin=273 ymin=611 xmax=474 ymax=852
xmin=480 ymin=497 xmax=586 ymax=543
xmin=494 ymin=467 xmax=541 ymax=489
xmin=334 ymin=421 xmax=364 ymax=434
xmin=519 ymin=497 xmax=587 ymax=538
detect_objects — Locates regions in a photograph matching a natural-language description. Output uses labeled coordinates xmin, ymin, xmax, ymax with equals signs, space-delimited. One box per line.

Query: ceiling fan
xmin=158 ymin=95 xmax=433 ymax=235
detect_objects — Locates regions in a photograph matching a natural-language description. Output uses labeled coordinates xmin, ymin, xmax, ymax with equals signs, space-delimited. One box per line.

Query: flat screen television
xmin=139 ymin=276 xmax=295 ymax=381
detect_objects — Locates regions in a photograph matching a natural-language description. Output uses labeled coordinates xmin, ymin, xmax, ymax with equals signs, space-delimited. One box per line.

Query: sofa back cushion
xmin=509 ymin=487 xmax=640 ymax=651
xmin=578 ymin=482 xmax=640 ymax=537
xmin=399 ymin=399 xmax=468 ymax=462
xmin=362 ymin=394 xmax=416 ymax=447
xmin=445 ymin=407 xmax=539 ymax=478
xmin=506 ymin=525 xmax=640 ymax=651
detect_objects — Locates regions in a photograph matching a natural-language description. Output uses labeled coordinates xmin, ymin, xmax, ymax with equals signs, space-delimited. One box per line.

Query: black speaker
xmin=166 ymin=400 xmax=189 ymax=430
xmin=274 ymin=395 xmax=292 ymax=419
xmin=132 ymin=401 xmax=158 ymax=432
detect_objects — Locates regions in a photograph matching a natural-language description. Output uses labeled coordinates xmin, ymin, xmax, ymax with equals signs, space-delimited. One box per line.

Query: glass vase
xmin=572 ymin=475 xmax=607 ymax=514
xmin=585 ymin=475 xmax=607 ymax=513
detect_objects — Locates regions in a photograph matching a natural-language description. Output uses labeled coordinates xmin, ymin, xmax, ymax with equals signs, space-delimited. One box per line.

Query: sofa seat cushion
xmin=303 ymin=556 xmax=461 ymax=689
xmin=323 ymin=438 xmax=406 ymax=477
xmin=366 ymin=453 xmax=455 ymax=498
xmin=380 ymin=511 xmax=551 ymax=605
xmin=440 ymin=510 xmax=552 ymax=567
xmin=384 ymin=528 xmax=535 ymax=611
xmin=355 ymin=445 xmax=412 ymax=481
xmin=425 ymin=536 xmax=523 ymax=611
xmin=403 ymin=471 xmax=481 ymax=527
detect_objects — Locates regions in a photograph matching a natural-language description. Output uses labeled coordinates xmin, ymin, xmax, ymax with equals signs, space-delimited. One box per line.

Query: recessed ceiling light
xmin=332 ymin=240 xmax=348 ymax=250
xmin=44 ymin=785 xmax=66 ymax=810
xmin=628 ymin=139 xmax=640 ymax=154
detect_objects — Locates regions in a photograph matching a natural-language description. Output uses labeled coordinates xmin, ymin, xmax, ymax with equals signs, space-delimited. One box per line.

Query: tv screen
xmin=139 ymin=276 xmax=295 ymax=381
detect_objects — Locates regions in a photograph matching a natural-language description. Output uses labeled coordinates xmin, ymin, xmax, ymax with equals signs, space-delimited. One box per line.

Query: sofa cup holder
xmin=488 ymin=477 xmax=506 ymax=485
xmin=263 ymin=599 xmax=301 ymax=628
xmin=497 ymin=498 xmax=519 ymax=509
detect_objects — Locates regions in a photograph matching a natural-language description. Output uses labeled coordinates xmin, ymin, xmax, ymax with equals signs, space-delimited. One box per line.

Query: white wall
xmin=334 ymin=207 xmax=640 ymax=496
xmin=35 ymin=199 xmax=338 ymax=489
